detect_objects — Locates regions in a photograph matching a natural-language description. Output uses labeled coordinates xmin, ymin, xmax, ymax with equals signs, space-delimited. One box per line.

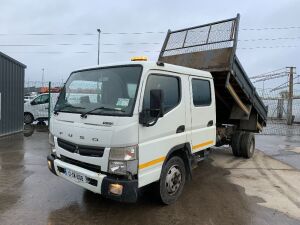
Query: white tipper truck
xmin=47 ymin=15 xmax=267 ymax=204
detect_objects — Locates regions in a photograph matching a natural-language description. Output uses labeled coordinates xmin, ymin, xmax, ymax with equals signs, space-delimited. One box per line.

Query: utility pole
xmin=262 ymin=80 xmax=265 ymax=99
xmin=42 ymin=68 xmax=45 ymax=87
xmin=287 ymin=66 xmax=295 ymax=125
xmin=97 ymin=29 xmax=101 ymax=65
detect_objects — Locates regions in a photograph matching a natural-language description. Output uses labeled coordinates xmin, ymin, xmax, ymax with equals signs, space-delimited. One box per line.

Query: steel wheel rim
xmin=165 ymin=165 xmax=182 ymax=195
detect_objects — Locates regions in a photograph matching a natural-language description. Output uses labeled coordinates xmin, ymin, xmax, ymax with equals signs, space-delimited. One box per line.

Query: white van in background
xmin=24 ymin=93 xmax=59 ymax=124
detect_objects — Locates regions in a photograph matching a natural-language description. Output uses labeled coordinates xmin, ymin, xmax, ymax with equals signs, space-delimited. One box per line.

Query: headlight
xmin=109 ymin=161 xmax=127 ymax=174
xmin=109 ymin=146 xmax=137 ymax=161
xmin=108 ymin=146 xmax=138 ymax=175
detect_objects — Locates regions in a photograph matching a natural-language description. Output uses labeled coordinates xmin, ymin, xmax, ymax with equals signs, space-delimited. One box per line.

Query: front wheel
xmin=159 ymin=156 xmax=186 ymax=205
xmin=24 ymin=113 xmax=34 ymax=124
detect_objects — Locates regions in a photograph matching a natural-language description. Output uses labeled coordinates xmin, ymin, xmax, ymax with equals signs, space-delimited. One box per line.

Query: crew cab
xmin=47 ymin=15 xmax=267 ymax=204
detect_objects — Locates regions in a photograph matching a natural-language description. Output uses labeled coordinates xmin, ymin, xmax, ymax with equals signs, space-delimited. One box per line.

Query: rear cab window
xmin=191 ymin=78 xmax=211 ymax=106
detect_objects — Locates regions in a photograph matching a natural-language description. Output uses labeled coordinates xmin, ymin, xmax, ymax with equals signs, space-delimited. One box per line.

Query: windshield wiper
xmin=54 ymin=104 xmax=85 ymax=114
xmin=80 ymin=106 xmax=125 ymax=118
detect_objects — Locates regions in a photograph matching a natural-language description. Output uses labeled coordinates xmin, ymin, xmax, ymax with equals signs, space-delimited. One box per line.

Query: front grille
xmin=59 ymin=155 xmax=101 ymax=173
xmin=57 ymin=138 xmax=104 ymax=157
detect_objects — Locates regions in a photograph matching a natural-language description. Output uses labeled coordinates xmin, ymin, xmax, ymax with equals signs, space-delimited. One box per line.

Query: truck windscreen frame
xmin=54 ymin=65 xmax=143 ymax=117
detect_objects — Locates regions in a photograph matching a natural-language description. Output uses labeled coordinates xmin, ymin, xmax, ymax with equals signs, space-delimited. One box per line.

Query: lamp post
xmin=42 ymin=68 xmax=45 ymax=87
xmin=97 ymin=29 xmax=101 ymax=65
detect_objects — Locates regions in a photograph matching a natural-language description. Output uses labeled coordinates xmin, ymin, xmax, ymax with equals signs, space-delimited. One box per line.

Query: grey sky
xmin=0 ymin=0 xmax=299 ymax=92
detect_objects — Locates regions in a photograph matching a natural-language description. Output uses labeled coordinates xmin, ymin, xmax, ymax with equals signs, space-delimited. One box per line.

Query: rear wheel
xmin=24 ymin=113 xmax=34 ymax=124
xmin=231 ymin=131 xmax=243 ymax=157
xmin=240 ymin=132 xmax=255 ymax=158
xmin=159 ymin=156 xmax=186 ymax=205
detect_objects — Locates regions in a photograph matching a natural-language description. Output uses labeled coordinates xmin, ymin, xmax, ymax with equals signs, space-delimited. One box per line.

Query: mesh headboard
xmin=158 ymin=14 xmax=240 ymax=72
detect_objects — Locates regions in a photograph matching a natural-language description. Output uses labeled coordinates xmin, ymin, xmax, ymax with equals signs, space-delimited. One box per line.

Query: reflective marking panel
xmin=139 ymin=156 xmax=166 ymax=170
xmin=192 ymin=140 xmax=214 ymax=151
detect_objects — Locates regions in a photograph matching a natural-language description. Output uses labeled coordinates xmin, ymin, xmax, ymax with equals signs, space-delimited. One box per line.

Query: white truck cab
xmin=47 ymin=61 xmax=216 ymax=204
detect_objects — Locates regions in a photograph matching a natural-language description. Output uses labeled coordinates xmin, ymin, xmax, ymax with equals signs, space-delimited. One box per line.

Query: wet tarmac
xmin=0 ymin=125 xmax=299 ymax=225
xmin=256 ymin=134 xmax=300 ymax=170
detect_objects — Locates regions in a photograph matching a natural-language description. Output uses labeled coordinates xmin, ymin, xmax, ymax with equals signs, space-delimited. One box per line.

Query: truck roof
xmin=73 ymin=61 xmax=213 ymax=79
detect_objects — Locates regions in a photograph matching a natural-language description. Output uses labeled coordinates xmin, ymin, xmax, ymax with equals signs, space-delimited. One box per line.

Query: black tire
xmin=159 ymin=156 xmax=186 ymax=205
xmin=231 ymin=131 xmax=243 ymax=157
xmin=240 ymin=132 xmax=255 ymax=159
xmin=23 ymin=124 xmax=35 ymax=137
xmin=24 ymin=113 xmax=34 ymax=124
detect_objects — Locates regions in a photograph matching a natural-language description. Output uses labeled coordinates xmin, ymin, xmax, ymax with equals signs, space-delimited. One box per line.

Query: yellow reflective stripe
xmin=192 ymin=140 xmax=214 ymax=151
xmin=139 ymin=140 xmax=213 ymax=169
xmin=139 ymin=156 xmax=166 ymax=170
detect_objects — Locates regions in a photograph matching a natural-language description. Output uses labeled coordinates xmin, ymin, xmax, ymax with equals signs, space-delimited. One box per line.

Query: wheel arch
xmin=24 ymin=111 xmax=34 ymax=117
xmin=162 ymin=143 xmax=193 ymax=181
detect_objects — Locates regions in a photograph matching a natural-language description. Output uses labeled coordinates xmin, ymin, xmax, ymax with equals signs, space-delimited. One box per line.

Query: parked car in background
xmin=24 ymin=93 xmax=59 ymax=124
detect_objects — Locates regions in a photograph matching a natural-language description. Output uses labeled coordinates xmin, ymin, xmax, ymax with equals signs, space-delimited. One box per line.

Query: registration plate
xmin=65 ymin=168 xmax=86 ymax=183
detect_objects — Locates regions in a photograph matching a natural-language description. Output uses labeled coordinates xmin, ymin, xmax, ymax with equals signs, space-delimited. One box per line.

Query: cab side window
xmin=143 ymin=74 xmax=180 ymax=113
xmin=192 ymin=79 xmax=211 ymax=106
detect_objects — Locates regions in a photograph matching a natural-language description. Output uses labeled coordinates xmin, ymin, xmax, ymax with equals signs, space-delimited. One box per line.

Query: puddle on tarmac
xmin=23 ymin=123 xmax=48 ymax=137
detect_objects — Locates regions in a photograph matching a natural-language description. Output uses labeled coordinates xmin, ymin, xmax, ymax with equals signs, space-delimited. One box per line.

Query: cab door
xmin=189 ymin=76 xmax=216 ymax=153
xmin=138 ymin=72 xmax=188 ymax=187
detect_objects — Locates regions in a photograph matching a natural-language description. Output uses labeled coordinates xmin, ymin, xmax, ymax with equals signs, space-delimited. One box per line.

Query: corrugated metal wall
xmin=0 ymin=52 xmax=26 ymax=136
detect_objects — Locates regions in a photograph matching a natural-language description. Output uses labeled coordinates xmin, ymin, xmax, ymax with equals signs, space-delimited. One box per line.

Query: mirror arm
xmin=140 ymin=109 xmax=162 ymax=127
xmin=145 ymin=112 xmax=160 ymax=127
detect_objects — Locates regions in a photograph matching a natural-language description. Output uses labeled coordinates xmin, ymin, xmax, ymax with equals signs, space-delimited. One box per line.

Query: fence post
xmin=287 ymin=67 xmax=294 ymax=125
xmin=48 ymin=82 xmax=51 ymax=127
xmin=277 ymin=99 xmax=284 ymax=119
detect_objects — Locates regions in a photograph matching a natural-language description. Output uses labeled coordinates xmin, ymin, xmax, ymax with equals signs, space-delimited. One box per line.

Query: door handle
xmin=207 ymin=120 xmax=213 ymax=127
xmin=176 ymin=125 xmax=185 ymax=133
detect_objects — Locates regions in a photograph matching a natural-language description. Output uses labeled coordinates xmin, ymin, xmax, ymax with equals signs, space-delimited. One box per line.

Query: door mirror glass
xmin=150 ymin=89 xmax=164 ymax=117
xmin=139 ymin=89 xmax=164 ymax=127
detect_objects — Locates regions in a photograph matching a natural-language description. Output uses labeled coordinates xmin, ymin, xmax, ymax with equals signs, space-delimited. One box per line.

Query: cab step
xmin=191 ymin=148 xmax=211 ymax=169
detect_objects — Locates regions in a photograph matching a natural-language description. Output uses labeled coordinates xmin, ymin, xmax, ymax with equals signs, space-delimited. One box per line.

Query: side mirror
xmin=150 ymin=89 xmax=164 ymax=117
xmin=139 ymin=89 xmax=164 ymax=127
xmin=30 ymin=100 xmax=36 ymax=105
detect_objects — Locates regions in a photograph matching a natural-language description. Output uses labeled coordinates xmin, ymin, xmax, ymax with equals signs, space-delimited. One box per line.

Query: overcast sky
xmin=0 ymin=0 xmax=300 ymax=92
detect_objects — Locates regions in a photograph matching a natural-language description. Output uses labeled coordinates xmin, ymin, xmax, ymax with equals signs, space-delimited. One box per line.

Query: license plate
xmin=65 ymin=168 xmax=86 ymax=183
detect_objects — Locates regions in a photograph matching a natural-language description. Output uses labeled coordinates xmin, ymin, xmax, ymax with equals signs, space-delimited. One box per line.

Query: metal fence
xmin=23 ymin=81 xmax=300 ymax=136
xmin=25 ymin=81 xmax=63 ymax=93
xmin=257 ymin=88 xmax=300 ymax=135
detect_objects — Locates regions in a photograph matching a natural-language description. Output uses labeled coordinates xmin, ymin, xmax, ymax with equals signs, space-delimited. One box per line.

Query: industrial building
xmin=0 ymin=51 xmax=26 ymax=136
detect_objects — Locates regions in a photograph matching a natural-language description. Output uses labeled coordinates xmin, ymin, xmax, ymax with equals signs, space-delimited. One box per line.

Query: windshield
xmin=55 ymin=65 xmax=142 ymax=116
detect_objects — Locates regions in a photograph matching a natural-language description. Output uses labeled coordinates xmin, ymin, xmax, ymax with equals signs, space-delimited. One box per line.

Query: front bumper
xmin=47 ymin=155 xmax=138 ymax=203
